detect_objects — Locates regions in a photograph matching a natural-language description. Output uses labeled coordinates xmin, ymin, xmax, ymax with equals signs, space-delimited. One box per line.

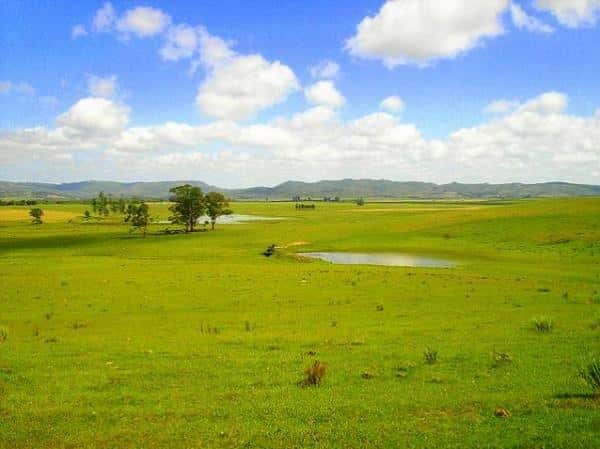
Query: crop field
xmin=0 ymin=198 xmax=599 ymax=448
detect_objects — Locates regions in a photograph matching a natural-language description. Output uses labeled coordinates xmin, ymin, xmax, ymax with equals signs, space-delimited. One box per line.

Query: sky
xmin=1 ymin=0 xmax=599 ymax=187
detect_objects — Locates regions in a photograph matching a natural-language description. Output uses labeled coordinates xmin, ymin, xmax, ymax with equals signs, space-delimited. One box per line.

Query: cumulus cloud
xmin=2 ymin=90 xmax=598 ymax=184
xmin=56 ymin=97 xmax=130 ymax=135
xmin=510 ymin=3 xmax=555 ymax=33
xmin=116 ymin=6 xmax=171 ymax=37
xmin=518 ymin=91 xmax=567 ymax=114
xmin=305 ymin=81 xmax=346 ymax=109
xmin=310 ymin=60 xmax=340 ymax=79
xmin=535 ymin=0 xmax=600 ymax=27
xmin=86 ymin=75 xmax=118 ymax=98
xmin=160 ymin=24 xmax=199 ymax=61
xmin=196 ymin=48 xmax=299 ymax=120
xmin=346 ymin=0 xmax=509 ymax=67
xmin=380 ymin=96 xmax=405 ymax=113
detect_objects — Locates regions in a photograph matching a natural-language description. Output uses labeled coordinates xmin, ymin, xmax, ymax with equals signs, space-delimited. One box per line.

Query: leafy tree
xmin=356 ymin=198 xmax=365 ymax=206
xmin=92 ymin=192 xmax=110 ymax=217
xmin=124 ymin=202 xmax=150 ymax=237
xmin=83 ymin=210 xmax=91 ymax=221
xmin=204 ymin=192 xmax=232 ymax=230
xmin=168 ymin=184 xmax=205 ymax=233
xmin=29 ymin=208 xmax=44 ymax=224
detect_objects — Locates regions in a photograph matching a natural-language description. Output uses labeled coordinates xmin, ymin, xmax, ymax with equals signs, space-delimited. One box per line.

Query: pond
xmin=155 ymin=214 xmax=286 ymax=225
xmin=299 ymin=252 xmax=457 ymax=268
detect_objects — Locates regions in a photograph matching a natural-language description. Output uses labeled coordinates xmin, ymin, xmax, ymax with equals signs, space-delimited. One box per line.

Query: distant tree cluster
xmin=0 ymin=199 xmax=39 ymax=206
xmin=169 ymin=185 xmax=232 ymax=232
xmin=91 ymin=192 xmax=126 ymax=217
xmin=84 ymin=185 xmax=232 ymax=237
xmin=295 ymin=203 xmax=316 ymax=210
xmin=323 ymin=196 xmax=341 ymax=202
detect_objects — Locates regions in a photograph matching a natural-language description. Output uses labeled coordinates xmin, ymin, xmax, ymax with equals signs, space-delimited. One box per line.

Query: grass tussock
xmin=424 ymin=348 xmax=438 ymax=365
xmin=0 ymin=326 xmax=8 ymax=343
xmin=303 ymin=361 xmax=326 ymax=386
xmin=580 ymin=361 xmax=600 ymax=393
xmin=532 ymin=317 xmax=554 ymax=333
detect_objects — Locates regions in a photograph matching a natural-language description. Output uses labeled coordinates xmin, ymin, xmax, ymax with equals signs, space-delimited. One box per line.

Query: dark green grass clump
xmin=580 ymin=360 xmax=600 ymax=393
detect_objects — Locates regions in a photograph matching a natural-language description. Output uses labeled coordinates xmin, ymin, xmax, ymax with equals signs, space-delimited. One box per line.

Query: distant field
xmin=1 ymin=198 xmax=599 ymax=448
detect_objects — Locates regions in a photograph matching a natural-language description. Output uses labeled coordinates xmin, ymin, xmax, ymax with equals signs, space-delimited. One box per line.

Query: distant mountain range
xmin=1 ymin=179 xmax=599 ymax=200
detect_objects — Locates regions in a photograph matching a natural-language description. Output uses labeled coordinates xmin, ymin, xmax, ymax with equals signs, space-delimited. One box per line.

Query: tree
xmin=29 ymin=208 xmax=44 ymax=224
xmin=92 ymin=192 xmax=109 ymax=217
xmin=356 ymin=198 xmax=365 ymax=206
xmin=124 ymin=202 xmax=150 ymax=237
xmin=168 ymin=184 xmax=205 ymax=233
xmin=83 ymin=210 xmax=91 ymax=221
xmin=204 ymin=192 xmax=232 ymax=230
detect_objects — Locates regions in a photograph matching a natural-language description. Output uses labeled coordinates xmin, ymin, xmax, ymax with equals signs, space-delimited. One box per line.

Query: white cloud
xmin=380 ymin=96 xmax=405 ymax=113
xmin=535 ymin=0 xmax=600 ymax=27
xmin=71 ymin=24 xmax=87 ymax=39
xmin=510 ymin=3 xmax=555 ymax=33
xmin=305 ymin=81 xmax=346 ymax=109
xmin=518 ymin=91 xmax=567 ymax=114
xmin=346 ymin=0 xmax=509 ymax=67
xmin=116 ymin=6 xmax=171 ymax=37
xmin=484 ymin=99 xmax=520 ymax=114
xmin=160 ymin=24 xmax=199 ymax=61
xmin=0 ymin=81 xmax=35 ymax=96
xmin=196 ymin=51 xmax=299 ymax=121
xmin=2 ymin=92 xmax=599 ymax=185
xmin=86 ymin=75 xmax=118 ymax=98
xmin=310 ymin=60 xmax=340 ymax=79
xmin=93 ymin=2 xmax=116 ymax=32
xmin=56 ymin=97 xmax=130 ymax=135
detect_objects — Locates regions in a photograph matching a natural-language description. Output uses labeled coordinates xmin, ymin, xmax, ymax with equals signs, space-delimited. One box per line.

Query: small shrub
xmin=303 ymin=361 xmax=326 ymax=386
xmin=263 ymin=244 xmax=277 ymax=257
xmin=376 ymin=304 xmax=384 ymax=312
xmin=424 ymin=348 xmax=438 ymax=365
xmin=361 ymin=371 xmax=375 ymax=379
xmin=0 ymin=326 xmax=8 ymax=342
xmin=532 ymin=317 xmax=554 ymax=333
xmin=580 ymin=360 xmax=600 ymax=393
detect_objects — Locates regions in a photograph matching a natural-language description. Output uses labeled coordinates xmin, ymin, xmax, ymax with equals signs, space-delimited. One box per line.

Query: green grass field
xmin=1 ymin=198 xmax=599 ymax=448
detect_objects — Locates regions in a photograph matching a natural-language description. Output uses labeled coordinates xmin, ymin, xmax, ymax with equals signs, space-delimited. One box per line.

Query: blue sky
xmin=1 ymin=0 xmax=599 ymax=186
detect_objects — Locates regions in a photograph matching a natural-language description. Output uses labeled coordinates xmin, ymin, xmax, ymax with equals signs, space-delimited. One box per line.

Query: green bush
xmin=532 ymin=317 xmax=554 ymax=332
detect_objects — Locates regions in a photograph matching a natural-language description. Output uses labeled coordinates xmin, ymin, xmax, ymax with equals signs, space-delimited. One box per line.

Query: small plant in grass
xmin=263 ymin=244 xmax=277 ymax=257
xmin=532 ymin=317 xmax=554 ymax=332
xmin=303 ymin=361 xmax=326 ymax=386
xmin=590 ymin=312 xmax=600 ymax=330
xmin=492 ymin=350 xmax=512 ymax=366
xmin=0 ymin=326 xmax=8 ymax=342
xmin=424 ymin=348 xmax=438 ymax=364
xmin=580 ymin=360 xmax=600 ymax=393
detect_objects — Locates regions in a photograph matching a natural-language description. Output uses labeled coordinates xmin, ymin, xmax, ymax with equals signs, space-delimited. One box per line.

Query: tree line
xmin=86 ymin=184 xmax=231 ymax=237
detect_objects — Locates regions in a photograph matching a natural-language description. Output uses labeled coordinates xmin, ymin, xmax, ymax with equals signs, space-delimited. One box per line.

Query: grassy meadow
xmin=0 ymin=198 xmax=599 ymax=448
